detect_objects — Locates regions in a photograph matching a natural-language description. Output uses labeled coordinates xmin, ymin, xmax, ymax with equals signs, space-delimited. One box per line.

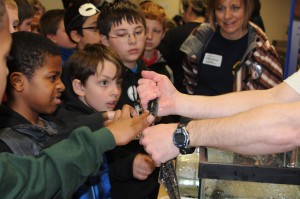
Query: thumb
xmin=134 ymin=111 xmax=154 ymax=131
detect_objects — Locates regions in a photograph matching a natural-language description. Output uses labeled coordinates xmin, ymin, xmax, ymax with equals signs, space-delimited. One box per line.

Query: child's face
xmin=103 ymin=19 xmax=146 ymax=68
xmin=18 ymin=17 xmax=33 ymax=32
xmin=54 ymin=19 xmax=77 ymax=49
xmin=78 ymin=60 xmax=121 ymax=112
xmin=0 ymin=13 xmax=11 ymax=103
xmin=21 ymin=55 xmax=65 ymax=115
xmin=144 ymin=19 xmax=165 ymax=52
xmin=77 ymin=14 xmax=101 ymax=49
xmin=5 ymin=5 xmax=19 ymax=33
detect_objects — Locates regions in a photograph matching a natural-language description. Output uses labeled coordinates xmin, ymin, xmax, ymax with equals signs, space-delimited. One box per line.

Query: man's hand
xmin=140 ymin=123 xmax=179 ymax=166
xmin=106 ymin=105 xmax=154 ymax=146
xmin=137 ymin=71 xmax=178 ymax=117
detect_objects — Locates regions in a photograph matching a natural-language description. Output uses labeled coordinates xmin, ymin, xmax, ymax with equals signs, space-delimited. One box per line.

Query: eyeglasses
xmin=108 ymin=29 xmax=146 ymax=43
xmin=79 ymin=26 xmax=99 ymax=32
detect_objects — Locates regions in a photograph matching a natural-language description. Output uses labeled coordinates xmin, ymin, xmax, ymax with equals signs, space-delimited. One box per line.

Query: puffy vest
xmin=0 ymin=121 xmax=58 ymax=155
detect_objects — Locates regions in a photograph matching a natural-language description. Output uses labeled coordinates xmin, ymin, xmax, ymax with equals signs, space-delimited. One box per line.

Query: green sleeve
xmin=0 ymin=126 xmax=116 ymax=199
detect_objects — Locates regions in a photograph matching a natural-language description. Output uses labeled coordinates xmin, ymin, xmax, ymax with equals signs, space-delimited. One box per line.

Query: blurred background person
xmin=4 ymin=0 xmax=19 ymax=33
xmin=181 ymin=0 xmax=282 ymax=96
xmin=14 ymin=0 xmax=35 ymax=32
xmin=250 ymin=0 xmax=265 ymax=32
xmin=172 ymin=14 xmax=184 ymax=26
xmin=158 ymin=0 xmax=206 ymax=94
xmin=30 ymin=0 xmax=45 ymax=33
xmin=39 ymin=9 xmax=77 ymax=64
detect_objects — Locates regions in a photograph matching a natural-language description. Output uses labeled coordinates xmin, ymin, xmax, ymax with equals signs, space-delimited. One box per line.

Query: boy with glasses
xmin=98 ymin=1 xmax=159 ymax=199
xmin=64 ymin=1 xmax=101 ymax=50
xmin=63 ymin=1 xmax=101 ymax=100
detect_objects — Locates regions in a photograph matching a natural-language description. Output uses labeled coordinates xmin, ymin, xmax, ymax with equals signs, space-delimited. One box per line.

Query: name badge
xmin=202 ymin=53 xmax=222 ymax=67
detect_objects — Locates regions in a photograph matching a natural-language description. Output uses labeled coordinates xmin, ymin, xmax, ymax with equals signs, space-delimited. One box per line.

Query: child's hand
xmin=102 ymin=111 xmax=116 ymax=126
xmin=132 ymin=153 xmax=156 ymax=180
xmin=106 ymin=105 xmax=154 ymax=146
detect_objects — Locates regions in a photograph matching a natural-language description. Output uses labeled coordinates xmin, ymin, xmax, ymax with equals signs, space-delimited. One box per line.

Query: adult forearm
xmin=175 ymin=83 xmax=298 ymax=119
xmin=189 ymin=102 xmax=300 ymax=155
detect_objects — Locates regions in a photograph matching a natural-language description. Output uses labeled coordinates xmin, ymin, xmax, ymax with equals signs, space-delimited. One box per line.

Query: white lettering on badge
xmin=202 ymin=53 xmax=222 ymax=67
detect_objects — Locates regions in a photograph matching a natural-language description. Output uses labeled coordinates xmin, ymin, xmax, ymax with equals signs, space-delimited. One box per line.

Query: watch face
xmin=174 ymin=130 xmax=186 ymax=147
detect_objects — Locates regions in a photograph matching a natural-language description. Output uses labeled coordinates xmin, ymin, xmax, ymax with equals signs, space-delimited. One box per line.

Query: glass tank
xmin=176 ymin=147 xmax=300 ymax=199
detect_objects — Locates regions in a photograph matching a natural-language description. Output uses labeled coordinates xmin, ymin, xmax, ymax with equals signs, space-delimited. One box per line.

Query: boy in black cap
xmin=64 ymin=0 xmax=101 ymax=50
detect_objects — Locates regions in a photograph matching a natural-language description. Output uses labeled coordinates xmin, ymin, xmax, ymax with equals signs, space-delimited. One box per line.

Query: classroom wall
xmin=40 ymin=0 xmax=291 ymax=43
xmin=151 ymin=0 xmax=180 ymax=20
xmin=40 ymin=0 xmax=63 ymax=10
xmin=260 ymin=0 xmax=291 ymax=43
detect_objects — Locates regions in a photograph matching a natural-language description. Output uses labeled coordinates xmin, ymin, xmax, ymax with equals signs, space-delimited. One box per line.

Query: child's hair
xmin=97 ymin=0 xmax=146 ymax=36
xmin=30 ymin=0 xmax=45 ymax=15
xmin=181 ymin=0 xmax=206 ymax=17
xmin=39 ymin=9 xmax=65 ymax=36
xmin=14 ymin=0 xmax=35 ymax=24
xmin=66 ymin=43 xmax=123 ymax=86
xmin=140 ymin=1 xmax=167 ymax=31
xmin=64 ymin=0 xmax=100 ymax=42
xmin=4 ymin=0 xmax=18 ymax=10
xmin=6 ymin=32 xmax=60 ymax=96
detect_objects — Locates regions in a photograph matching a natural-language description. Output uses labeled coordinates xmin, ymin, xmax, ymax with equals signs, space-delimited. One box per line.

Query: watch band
xmin=179 ymin=147 xmax=195 ymax=155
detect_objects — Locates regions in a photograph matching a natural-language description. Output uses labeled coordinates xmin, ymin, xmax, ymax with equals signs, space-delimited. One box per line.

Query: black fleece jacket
xmin=112 ymin=60 xmax=160 ymax=199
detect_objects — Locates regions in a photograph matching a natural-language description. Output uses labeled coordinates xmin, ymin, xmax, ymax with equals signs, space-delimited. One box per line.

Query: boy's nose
xmin=58 ymin=80 xmax=65 ymax=92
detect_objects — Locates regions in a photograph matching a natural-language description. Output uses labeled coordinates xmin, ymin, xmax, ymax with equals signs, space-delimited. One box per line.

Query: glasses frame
xmin=79 ymin=26 xmax=99 ymax=32
xmin=108 ymin=29 xmax=146 ymax=43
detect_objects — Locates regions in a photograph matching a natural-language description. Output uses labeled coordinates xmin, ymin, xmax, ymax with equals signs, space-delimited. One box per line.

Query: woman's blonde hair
xmin=4 ymin=0 xmax=18 ymax=10
xmin=207 ymin=0 xmax=253 ymax=31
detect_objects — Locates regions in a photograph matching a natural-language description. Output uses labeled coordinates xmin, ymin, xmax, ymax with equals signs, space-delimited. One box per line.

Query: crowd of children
xmin=0 ymin=0 xmax=176 ymax=199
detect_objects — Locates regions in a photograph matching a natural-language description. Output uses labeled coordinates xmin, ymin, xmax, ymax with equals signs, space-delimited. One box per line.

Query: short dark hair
xmin=62 ymin=0 xmax=73 ymax=9
xmin=39 ymin=9 xmax=65 ymax=36
xmin=6 ymin=32 xmax=60 ymax=96
xmin=97 ymin=0 xmax=146 ymax=36
xmin=14 ymin=0 xmax=35 ymax=24
xmin=66 ymin=43 xmax=123 ymax=86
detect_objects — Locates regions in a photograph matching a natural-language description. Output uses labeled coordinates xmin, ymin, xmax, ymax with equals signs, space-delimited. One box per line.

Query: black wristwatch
xmin=173 ymin=122 xmax=195 ymax=154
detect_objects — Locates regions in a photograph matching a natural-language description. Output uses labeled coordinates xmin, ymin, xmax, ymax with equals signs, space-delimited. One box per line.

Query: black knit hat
xmin=64 ymin=0 xmax=100 ymax=39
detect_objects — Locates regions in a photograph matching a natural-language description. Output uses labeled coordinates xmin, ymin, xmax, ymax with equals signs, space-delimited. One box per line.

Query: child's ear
xmin=100 ymin=34 xmax=109 ymax=46
xmin=70 ymin=30 xmax=81 ymax=43
xmin=72 ymin=79 xmax=85 ymax=96
xmin=9 ymin=72 xmax=25 ymax=92
xmin=47 ymin=34 xmax=57 ymax=43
